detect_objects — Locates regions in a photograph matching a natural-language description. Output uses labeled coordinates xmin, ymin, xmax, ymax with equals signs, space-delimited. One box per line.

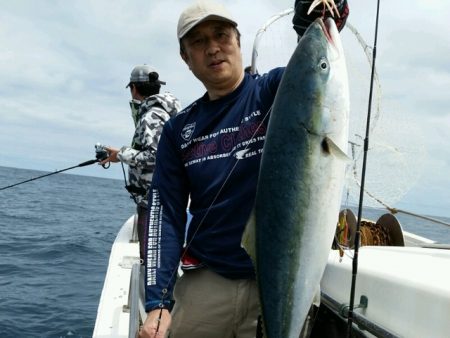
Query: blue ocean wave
xmin=0 ymin=166 xmax=134 ymax=338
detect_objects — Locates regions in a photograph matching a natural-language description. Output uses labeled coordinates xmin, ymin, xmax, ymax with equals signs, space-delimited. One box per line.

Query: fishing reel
xmin=95 ymin=143 xmax=110 ymax=168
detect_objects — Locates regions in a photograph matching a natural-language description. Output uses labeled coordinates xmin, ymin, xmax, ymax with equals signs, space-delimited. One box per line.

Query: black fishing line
xmin=347 ymin=0 xmax=381 ymax=336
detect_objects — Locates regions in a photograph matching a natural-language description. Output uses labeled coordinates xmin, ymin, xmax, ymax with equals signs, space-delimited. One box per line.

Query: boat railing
xmin=131 ymin=213 xmax=139 ymax=243
xmin=128 ymin=263 xmax=142 ymax=338
xmin=128 ymin=262 xmax=145 ymax=338
xmin=321 ymin=291 xmax=400 ymax=338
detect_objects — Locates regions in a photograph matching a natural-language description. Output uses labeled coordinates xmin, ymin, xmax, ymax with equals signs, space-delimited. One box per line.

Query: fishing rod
xmin=346 ymin=0 xmax=381 ymax=336
xmin=0 ymin=144 xmax=109 ymax=191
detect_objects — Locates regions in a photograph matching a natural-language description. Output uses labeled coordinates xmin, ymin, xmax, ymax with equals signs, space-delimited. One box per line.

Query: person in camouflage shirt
xmin=101 ymin=64 xmax=181 ymax=262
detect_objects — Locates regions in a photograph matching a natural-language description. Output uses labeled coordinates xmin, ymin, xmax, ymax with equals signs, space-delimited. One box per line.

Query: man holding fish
xmin=140 ymin=1 xmax=349 ymax=337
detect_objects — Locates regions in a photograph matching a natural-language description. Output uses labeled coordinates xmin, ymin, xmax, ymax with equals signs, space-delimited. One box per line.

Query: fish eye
xmin=318 ymin=58 xmax=328 ymax=71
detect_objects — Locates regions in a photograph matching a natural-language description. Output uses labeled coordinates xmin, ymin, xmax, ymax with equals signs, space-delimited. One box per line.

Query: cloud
xmin=0 ymin=0 xmax=449 ymax=217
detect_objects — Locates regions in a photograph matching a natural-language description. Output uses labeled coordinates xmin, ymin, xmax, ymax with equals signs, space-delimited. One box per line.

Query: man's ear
xmin=180 ymin=51 xmax=188 ymax=63
xmin=180 ymin=51 xmax=192 ymax=70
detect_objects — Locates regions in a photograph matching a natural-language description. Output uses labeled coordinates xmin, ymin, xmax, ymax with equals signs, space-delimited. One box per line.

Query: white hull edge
xmin=321 ymin=244 xmax=450 ymax=338
xmin=93 ymin=215 xmax=140 ymax=338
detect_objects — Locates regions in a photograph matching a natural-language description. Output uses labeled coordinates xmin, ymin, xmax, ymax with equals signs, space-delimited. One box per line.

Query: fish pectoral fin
xmin=322 ymin=136 xmax=351 ymax=162
xmin=241 ymin=208 xmax=257 ymax=264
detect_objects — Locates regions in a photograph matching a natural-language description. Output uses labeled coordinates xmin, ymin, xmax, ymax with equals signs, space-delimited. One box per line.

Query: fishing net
xmin=250 ymin=8 xmax=426 ymax=210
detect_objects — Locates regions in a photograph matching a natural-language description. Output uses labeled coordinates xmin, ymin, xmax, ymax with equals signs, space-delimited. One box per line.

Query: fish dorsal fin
xmin=241 ymin=208 xmax=257 ymax=264
xmin=322 ymin=136 xmax=351 ymax=162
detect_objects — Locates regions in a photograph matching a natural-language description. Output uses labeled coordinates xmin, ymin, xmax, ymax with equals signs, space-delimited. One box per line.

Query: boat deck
xmin=93 ymin=213 xmax=449 ymax=338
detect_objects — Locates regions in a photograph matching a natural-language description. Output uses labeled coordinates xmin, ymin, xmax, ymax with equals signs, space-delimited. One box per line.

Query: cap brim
xmin=178 ymin=15 xmax=237 ymax=39
xmin=126 ymin=81 xmax=165 ymax=88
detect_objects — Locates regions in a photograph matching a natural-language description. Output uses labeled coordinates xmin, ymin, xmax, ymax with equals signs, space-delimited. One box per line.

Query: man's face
xmin=181 ymin=20 xmax=243 ymax=96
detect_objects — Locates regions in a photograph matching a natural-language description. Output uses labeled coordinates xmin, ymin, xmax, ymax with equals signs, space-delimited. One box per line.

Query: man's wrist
xmin=145 ymin=299 xmax=175 ymax=312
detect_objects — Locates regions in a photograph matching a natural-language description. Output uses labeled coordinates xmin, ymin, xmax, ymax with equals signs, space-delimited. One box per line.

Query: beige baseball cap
xmin=177 ymin=0 xmax=238 ymax=40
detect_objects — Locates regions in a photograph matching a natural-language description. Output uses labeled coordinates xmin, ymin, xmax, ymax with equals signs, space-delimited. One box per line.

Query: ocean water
xmin=0 ymin=166 xmax=135 ymax=338
xmin=0 ymin=166 xmax=449 ymax=338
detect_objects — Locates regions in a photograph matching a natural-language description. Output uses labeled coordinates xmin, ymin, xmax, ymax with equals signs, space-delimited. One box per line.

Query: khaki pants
xmin=169 ymin=268 xmax=260 ymax=338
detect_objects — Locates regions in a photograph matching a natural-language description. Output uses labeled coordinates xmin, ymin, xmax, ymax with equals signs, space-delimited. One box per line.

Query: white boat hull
xmin=321 ymin=241 xmax=450 ymax=338
xmin=93 ymin=215 xmax=141 ymax=338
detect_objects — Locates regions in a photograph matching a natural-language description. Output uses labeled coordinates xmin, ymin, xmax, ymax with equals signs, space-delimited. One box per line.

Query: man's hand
xmin=99 ymin=146 xmax=120 ymax=165
xmin=293 ymin=0 xmax=349 ymax=37
xmin=139 ymin=309 xmax=171 ymax=338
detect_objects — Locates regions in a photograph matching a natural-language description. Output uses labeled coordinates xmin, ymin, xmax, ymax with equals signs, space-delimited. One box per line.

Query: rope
xmin=359 ymin=220 xmax=390 ymax=246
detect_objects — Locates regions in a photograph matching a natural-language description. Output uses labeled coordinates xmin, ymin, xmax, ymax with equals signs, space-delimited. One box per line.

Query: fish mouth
xmin=316 ymin=17 xmax=341 ymax=59
xmin=317 ymin=17 xmax=339 ymax=48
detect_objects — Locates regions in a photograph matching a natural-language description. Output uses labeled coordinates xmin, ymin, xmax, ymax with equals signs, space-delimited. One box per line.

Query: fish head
xmin=291 ymin=17 xmax=350 ymax=150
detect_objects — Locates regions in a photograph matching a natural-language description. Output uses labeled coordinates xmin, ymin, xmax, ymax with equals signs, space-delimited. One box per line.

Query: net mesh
xmin=250 ymin=10 xmax=426 ymax=209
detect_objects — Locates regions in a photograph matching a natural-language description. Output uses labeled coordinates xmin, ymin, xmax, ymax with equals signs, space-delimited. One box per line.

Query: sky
xmin=1 ymin=0 xmax=449 ymax=218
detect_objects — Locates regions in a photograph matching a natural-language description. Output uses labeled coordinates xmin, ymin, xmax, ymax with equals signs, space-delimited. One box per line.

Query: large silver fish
xmin=242 ymin=17 xmax=350 ymax=337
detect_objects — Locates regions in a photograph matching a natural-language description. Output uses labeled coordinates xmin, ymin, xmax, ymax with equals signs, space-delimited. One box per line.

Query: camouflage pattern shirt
xmin=118 ymin=92 xmax=181 ymax=207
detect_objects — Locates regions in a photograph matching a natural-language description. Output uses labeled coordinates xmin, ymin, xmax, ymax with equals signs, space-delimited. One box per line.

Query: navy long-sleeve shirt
xmin=145 ymin=69 xmax=283 ymax=311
